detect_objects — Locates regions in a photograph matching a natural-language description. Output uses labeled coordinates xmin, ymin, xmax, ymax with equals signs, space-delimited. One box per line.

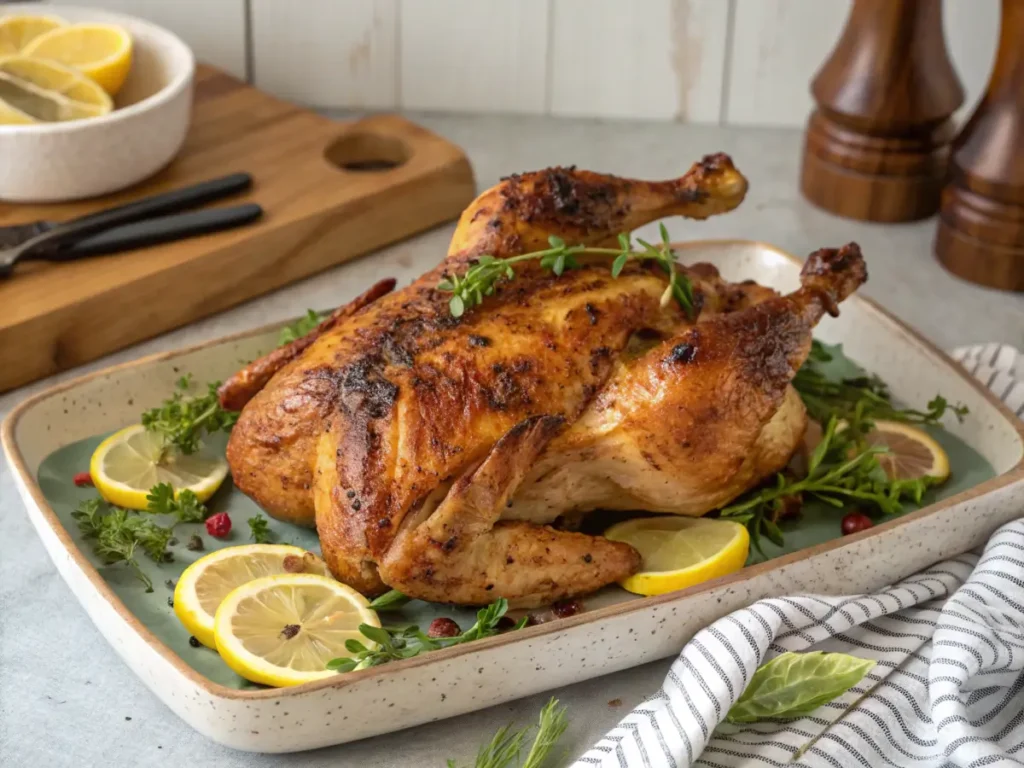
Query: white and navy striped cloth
xmin=575 ymin=343 xmax=1024 ymax=768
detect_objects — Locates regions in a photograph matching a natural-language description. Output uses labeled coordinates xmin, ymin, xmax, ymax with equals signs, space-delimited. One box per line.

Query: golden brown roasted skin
xmin=223 ymin=156 xmax=868 ymax=607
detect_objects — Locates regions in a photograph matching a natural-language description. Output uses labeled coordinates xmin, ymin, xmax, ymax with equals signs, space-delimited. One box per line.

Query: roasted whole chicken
xmin=220 ymin=155 xmax=867 ymax=608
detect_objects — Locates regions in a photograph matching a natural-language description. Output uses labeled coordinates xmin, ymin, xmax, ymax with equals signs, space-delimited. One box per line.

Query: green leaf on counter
xmin=726 ymin=651 xmax=875 ymax=724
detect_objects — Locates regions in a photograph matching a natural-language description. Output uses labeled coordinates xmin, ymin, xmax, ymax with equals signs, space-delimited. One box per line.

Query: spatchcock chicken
xmin=219 ymin=155 xmax=867 ymax=608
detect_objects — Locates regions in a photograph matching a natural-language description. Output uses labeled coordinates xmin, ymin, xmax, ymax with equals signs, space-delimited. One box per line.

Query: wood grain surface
xmin=0 ymin=66 xmax=475 ymax=393
xmin=800 ymin=0 xmax=964 ymax=222
xmin=935 ymin=0 xmax=1024 ymax=292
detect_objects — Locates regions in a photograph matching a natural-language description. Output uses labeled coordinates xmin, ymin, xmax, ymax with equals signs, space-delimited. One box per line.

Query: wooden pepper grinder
xmin=801 ymin=0 xmax=964 ymax=222
xmin=935 ymin=0 xmax=1024 ymax=291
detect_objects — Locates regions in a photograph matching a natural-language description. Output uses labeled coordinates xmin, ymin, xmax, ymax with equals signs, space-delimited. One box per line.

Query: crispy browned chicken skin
xmin=222 ymin=156 xmax=867 ymax=607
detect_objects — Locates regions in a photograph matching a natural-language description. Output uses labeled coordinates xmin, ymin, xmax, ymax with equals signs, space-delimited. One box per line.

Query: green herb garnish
xmin=326 ymin=598 xmax=526 ymax=672
xmin=727 ymin=651 xmax=875 ymax=723
xmin=439 ymin=225 xmax=696 ymax=320
xmin=73 ymin=498 xmax=176 ymax=591
xmin=145 ymin=483 xmax=207 ymax=524
xmin=720 ymin=341 xmax=967 ymax=553
xmin=448 ymin=698 xmax=568 ymax=768
xmin=247 ymin=513 xmax=272 ymax=543
xmin=794 ymin=341 xmax=968 ymax=427
xmin=278 ymin=309 xmax=327 ymax=346
xmin=720 ymin=415 xmax=939 ymax=556
xmin=141 ymin=375 xmax=239 ymax=456
xmin=367 ymin=589 xmax=412 ymax=611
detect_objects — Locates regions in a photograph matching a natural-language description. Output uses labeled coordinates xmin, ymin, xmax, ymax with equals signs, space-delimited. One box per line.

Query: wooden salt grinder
xmin=800 ymin=0 xmax=964 ymax=222
xmin=935 ymin=0 xmax=1024 ymax=291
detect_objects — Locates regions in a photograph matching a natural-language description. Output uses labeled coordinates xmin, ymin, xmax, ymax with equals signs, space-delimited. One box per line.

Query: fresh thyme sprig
xmin=720 ymin=415 xmax=938 ymax=556
xmin=326 ymin=598 xmax=526 ymax=672
xmin=278 ymin=309 xmax=327 ymax=346
xmin=447 ymin=698 xmax=569 ymax=768
xmin=141 ymin=375 xmax=239 ymax=456
xmin=438 ymin=224 xmax=696 ymax=320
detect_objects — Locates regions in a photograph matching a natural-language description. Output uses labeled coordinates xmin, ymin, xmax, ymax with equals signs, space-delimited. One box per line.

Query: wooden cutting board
xmin=0 ymin=65 xmax=476 ymax=393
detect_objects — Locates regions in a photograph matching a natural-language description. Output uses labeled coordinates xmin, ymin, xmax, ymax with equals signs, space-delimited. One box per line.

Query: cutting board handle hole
xmin=325 ymin=132 xmax=409 ymax=173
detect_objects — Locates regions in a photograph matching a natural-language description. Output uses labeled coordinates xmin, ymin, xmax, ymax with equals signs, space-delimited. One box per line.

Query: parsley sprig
xmin=247 ymin=514 xmax=272 ymax=543
xmin=73 ymin=484 xmax=211 ymax=591
xmin=145 ymin=483 xmax=207 ymax=523
xmin=73 ymin=499 xmax=175 ymax=591
xmin=438 ymin=224 xmax=696 ymax=320
xmin=448 ymin=698 xmax=568 ymax=768
xmin=141 ymin=375 xmax=239 ymax=456
xmin=326 ymin=598 xmax=526 ymax=673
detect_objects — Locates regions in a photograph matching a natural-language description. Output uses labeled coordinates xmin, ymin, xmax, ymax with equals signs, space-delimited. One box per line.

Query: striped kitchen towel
xmin=574 ymin=343 xmax=1024 ymax=768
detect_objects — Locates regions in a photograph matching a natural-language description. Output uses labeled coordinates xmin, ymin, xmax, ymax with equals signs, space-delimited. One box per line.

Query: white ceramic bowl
xmin=0 ymin=5 xmax=195 ymax=202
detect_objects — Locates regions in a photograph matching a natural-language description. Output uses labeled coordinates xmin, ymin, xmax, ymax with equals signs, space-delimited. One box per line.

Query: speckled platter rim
xmin=4 ymin=239 xmax=1023 ymax=706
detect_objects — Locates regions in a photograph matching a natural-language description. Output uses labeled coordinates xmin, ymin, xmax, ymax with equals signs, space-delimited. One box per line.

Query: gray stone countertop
xmin=1 ymin=114 xmax=1022 ymax=768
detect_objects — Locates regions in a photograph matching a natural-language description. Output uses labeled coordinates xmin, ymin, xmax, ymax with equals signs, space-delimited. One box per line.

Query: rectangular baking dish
xmin=4 ymin=240 xmax=1022 ymax=753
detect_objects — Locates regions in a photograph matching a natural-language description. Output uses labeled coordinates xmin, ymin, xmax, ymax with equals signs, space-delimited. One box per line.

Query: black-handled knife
xmin=39 ymin=204 xmax=264 ymax=259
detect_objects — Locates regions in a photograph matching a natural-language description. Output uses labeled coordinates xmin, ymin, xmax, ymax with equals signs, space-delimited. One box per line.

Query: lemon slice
xmin=90 ymin=424 xmax=228 ymax=510
xmin=604 ymin=517 xmax=750 ymax=596
xmin=22 ymin=23 xmax=132 ymax=95
xmin=0 ymin=71 xmax=104 ymax=123
xmin=0 ymin=14 xmax=65 ymax=56
xmin=214 ymin=574 xmax=379 ymax=687
xmin=174 ymin=544 xmax=330 ymax=649
xmin=0 ymin=56 xmax=112 ymax=112
xmin=861 ymin=420 xmax=950 ymax=482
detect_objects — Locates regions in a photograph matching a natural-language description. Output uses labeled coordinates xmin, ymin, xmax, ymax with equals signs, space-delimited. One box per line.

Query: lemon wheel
xmin=90 ymin=424 xmax=228 ymax=510
xmin=861 ymin=420 xmax=950 ymax=482
xmin=174 ymin=544 xmax=330 ymax=649
xmin=214 ymin=574 xmax=379 ymax=687
xmin=0 ymin=55 xmax=112 ymax=112
xmin=605 ymin=517 xmax=750 ymax=597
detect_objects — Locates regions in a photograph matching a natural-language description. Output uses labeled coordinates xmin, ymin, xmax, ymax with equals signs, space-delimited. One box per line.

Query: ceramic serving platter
xmin=4 ymin=240 xmax=1023 ymax=753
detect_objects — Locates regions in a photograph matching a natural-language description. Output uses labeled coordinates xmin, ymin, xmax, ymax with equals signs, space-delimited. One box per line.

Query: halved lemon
xmin=605 ymin=517 xmax=750 ymax=596
xmin=861 ymin=420 xmax=950 ymax=482
xmin=22 ymin=22 xmax=132 ymax=95
xmin=90 ymin=424 xmax=228 ymax=510
xmin=0 ymin=14 xmax=65 ymax=56
xmin=0 ymin=55 xmax=112 ymax=112
xmin=174 ymin=544 xmax=330 ymax=649
xmin=214 ymin=574 xmax=379 ymax=687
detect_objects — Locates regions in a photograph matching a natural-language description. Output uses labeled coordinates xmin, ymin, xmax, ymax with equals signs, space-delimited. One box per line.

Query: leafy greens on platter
xmin=72 ymin=484 xmax=211 ymax=591
xmin=140 ymin=374 xmax=238 ymax=456
xmin=326 ymin=598 xmax=527 ymax=672
xmin=719 ymin=340 xmax=968 ymax=555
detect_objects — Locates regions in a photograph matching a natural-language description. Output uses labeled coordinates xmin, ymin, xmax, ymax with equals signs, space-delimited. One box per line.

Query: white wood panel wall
xmin=29 ymin=0 xmax=1004 ymax=127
